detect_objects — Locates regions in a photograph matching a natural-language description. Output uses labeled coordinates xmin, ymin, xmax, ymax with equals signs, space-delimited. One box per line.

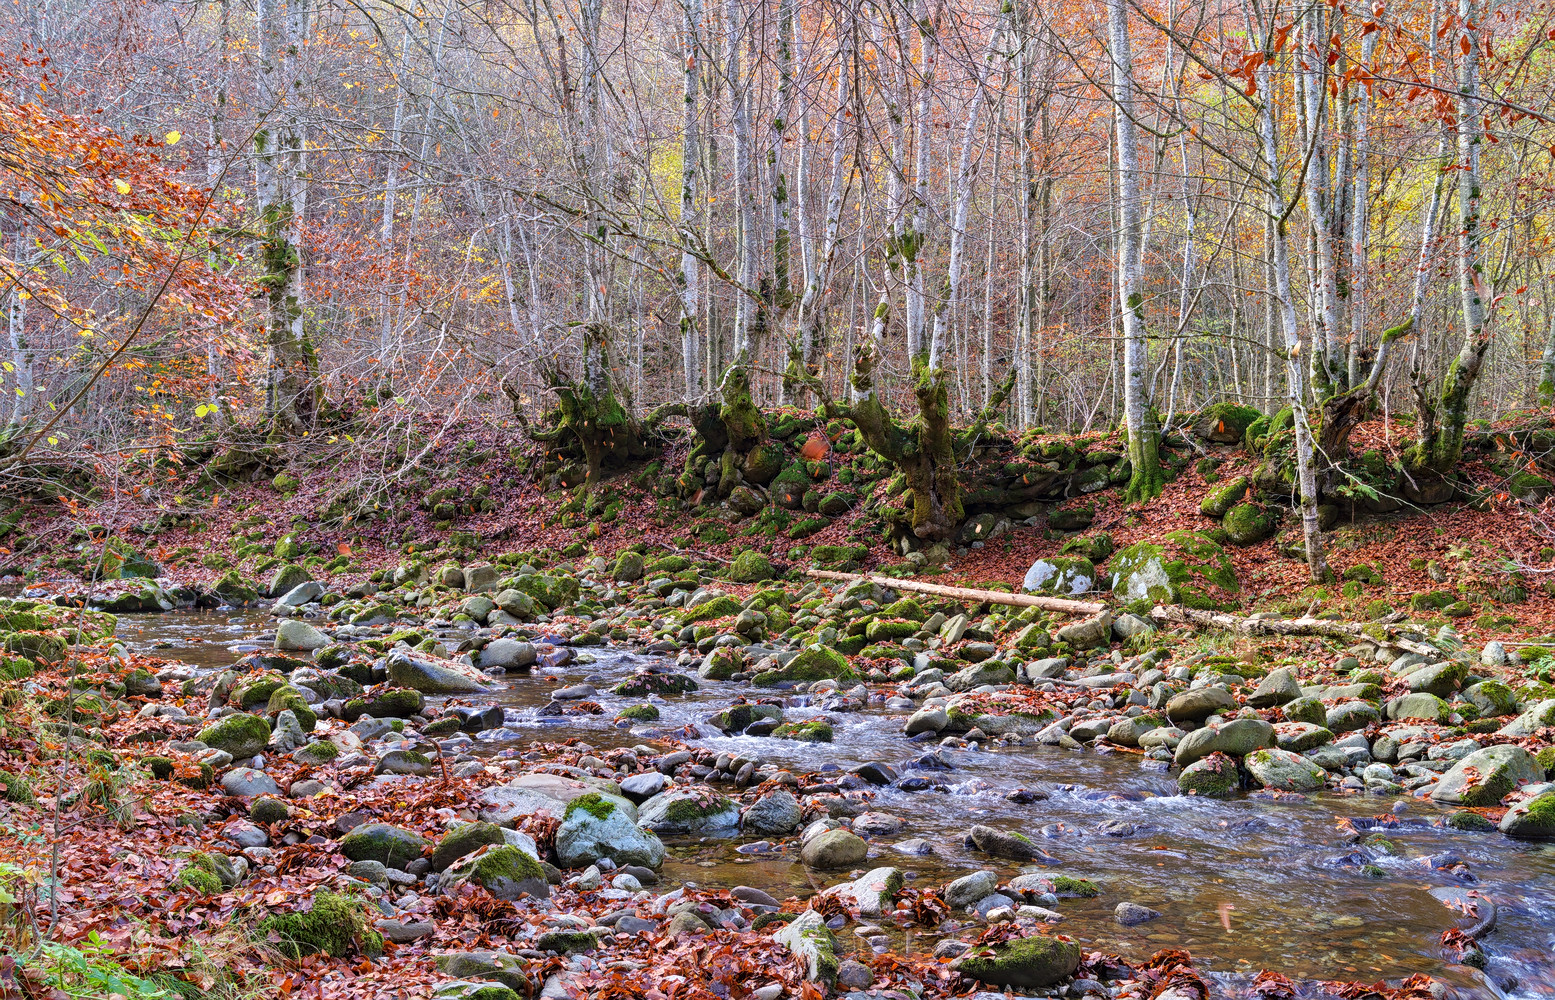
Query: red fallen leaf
xmin=800 ymin=431 xmax=828 ymax=461
xmin=337 ymin=542 xmax=352 ymax=556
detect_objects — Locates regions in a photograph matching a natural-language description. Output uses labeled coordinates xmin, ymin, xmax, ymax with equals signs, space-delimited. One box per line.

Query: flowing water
xmin=110 ymin=612 xmax=1555 ymax=998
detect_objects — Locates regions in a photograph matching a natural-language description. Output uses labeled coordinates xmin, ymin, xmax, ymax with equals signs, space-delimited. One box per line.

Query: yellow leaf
xmin=166 ymin=130 xmax=181 ymax=145
xmin=113 ymin=179 xmax=131 ymax=195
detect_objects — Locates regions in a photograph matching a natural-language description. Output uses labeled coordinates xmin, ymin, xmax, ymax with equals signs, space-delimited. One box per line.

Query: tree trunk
xmin=677 ymin=0 xmax=704 ymax=400
xmin=256 ymin=0 xmax=317 ymax=436
xmin=1107 ymin=0 xmax=1162 ymax=501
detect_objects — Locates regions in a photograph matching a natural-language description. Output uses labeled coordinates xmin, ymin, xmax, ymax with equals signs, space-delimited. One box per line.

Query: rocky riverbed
xmin=6 ymin=551 xmax=1555 ymax=999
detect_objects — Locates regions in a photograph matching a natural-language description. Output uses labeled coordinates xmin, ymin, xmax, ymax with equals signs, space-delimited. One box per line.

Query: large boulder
xmin=1497 ymin=698 xmax=1555 ymax=737
xmin=637 ymin=787 xmax=740 ymax=836
xmin=1244 ymin=748 xmax=1326 ymax=792
xmin=741 ymin=788 xmax=803 ymax=835
xmin=507 ymin=573 xmax=579 ymax=611
xmin=442 ymin=844 xmax=549 ymax=900
xmin=727 ymin=550 xmax=775 ymax=583
xmin=1199 ymin=476 xmax=1250 ymax=518
xmin=1430 ymin=745 xmax=1544 ymax=806
xmin=1021 ymin=557 xmax=1097 ymax=597
xmin=340 ymin=823 xmax=430 ymax=869
xmin=1499 ymin=790 xmax=1555 ymax=838
xmin=196 ymin=713 xmax=272 ymax=758
xmin=753 ymin=645 xmax=856 ymax=687
xmin=386 ymin=649 xmax=492 ymax=694
xmin=555 ymin=793 xmax=666 ymax=868
xmin=1222 ymin=504 xmax=1275 ymax=546
xmin=1248 ymin=667 xmax=1301 ymax=708
xmin=1193 ymin=403 xmax=1262 ymax=444
xmin=430 ymin=822 xmax=508 ymax=871
xmin=823 ymin=867 xmax=905 ymax=917
xmin=478 ymin=638 xmax=537 ymax=670
xmin=801 ymin=829 xmax=868 ymax=869
xmin=1110 ymin=531 xmax=1239 ymax=609
xmin=773 ymin=910 xmax=840 ymax=985
xmin=1173 ymin=718 xmax=1274 ymax=767
xmin=954 ymin=934 xmax=1081 ymax=989
xmin=275 ymin=619 xmax=330 ymax=652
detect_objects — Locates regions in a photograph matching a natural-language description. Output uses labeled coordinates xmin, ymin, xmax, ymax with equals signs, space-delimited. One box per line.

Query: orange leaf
xmin=800 ymin=431 xmax=828 ymax=461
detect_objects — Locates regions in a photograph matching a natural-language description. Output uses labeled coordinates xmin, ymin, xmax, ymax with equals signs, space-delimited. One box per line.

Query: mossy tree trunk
xmin=535 ymin=324 xmax=646 ymax=488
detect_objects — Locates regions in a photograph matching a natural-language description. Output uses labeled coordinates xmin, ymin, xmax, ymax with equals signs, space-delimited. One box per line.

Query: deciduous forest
xmin=4 ymin=0 xmax=1555 ymax=998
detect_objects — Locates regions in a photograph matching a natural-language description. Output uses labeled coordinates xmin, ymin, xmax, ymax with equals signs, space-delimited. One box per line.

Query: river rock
xmin=1463 ymin=681 xmax=1518 ymax=717
xmin=386 ymin=649 xmax=493 ymax=694
xmin=431 ymin=822 xmax=508 ymax=871
xmin=221 ymin=767 xmax=280 ymax=798
xmin=1173 ymin=718 xmax=1274 ymax=767
xmin=1498 ymin=698 xmax=1555 ymax=737
xmin=906 ymin=708 xmax=950 ymax=735
xmin=954 ymin=933 xmax=1081 ymax=988
xmin=1248 ymin=668 xmax=1300 ymax=708
xmin=1164 ymin=687 xmax=1236 ymax=723
xmin=1385 ymin=692 xmax=1452 ymax=723
xmin=773 ymin=909 xmax=840 ymax=985
xmin=1282 ymin=696 xmax=1327 ymax=726
xmin=619 ymin=772 xmax=667 ymax=803
xmin=1177 ymin=752 xmax=1238 ymax=797
xmin=275 ymin=619 xmax=330 ymax=652
xmin=1273 ymin=722 xmax=1333 ymax=752
xmin=1499 ymin=789 xmax=1555 ymax=838
xmin=479 ymin=638 xmax=537 ymax=670
xmin=1114 ymin=902 xmax=1161 ymax=926
xmin=555 ymin=795 xmax=666 ymax=868
xmin=196 ymin=713 xmax=272 ymax=759
xmin=1431 ymin=745 xmax=1545 ymax=806
xmin=1054 ymin=611 xmax=1113 ymax=649
xmin=945 ymin=870 xmax=1000 ymax=909
xmin=442 ymin=844 xmax=549 ymax=900
xmin=741 ymin=788 xmax=802 ymax=835
xmin=1244 ymin=748 xmax=1325 ymax=792
xmin=637 ymin=787 xmax=740 ymax=835
xmin=825 ymin=867 xmax=905 ymax=916
xmin=802 ymin=829 xmax=868 ymax=869
xmin=340 ymin=822 xmax=430 ymax=869
xmin=435 ymin=952 xmax=530 ymax=994
xmin=1325 ymin=700 xmax=1380 ymax=733
xmin=968 ymin=823 xmax=1045 ymax=861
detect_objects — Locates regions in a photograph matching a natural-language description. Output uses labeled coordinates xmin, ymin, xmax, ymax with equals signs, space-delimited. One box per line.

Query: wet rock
xmin=835 ymin=960 xmax=874 ymax=990
xmin=741 ymin=788 xmax=802 ymax=835
xmin=1244 ymin=748 xmax=1326 ymax=792
xmin=637 ymin=787 xmax=741 ymax=835
xmin=1172 ymin=718 xmax=1274 ymax=767
xmin=1431 ymin=745 xmax=1544 ymax=806
xmin=945 ymin=870 xmax=1000 ymax=909
xmin=953 ymin=933 xmax=1081 ymax=989
xmin=1499 ymin=789 xmax=1555 ymax=838
xmin=947 ymin=661 xmax=1015 ymax=691
xmin=801 ymin=829 xmax=868 ymax=869
xmin=968 ymin=824 xmax=1046 ymax=861
xmin=1114 ymin=902 xmax=1161 ymax=926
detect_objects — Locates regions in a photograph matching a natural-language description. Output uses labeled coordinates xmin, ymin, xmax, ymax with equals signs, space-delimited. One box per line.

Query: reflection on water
xmin=111 ymin=615 xmax=1555 ymax=996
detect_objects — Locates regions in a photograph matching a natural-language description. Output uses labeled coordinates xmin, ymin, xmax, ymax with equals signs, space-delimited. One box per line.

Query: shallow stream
xmin=111 ymin=611 xmax=1555 ymax=998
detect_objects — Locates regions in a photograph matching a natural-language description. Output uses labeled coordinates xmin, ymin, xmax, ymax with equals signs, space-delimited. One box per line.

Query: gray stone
xmin=1498 ymin=698 xmax=1555 ymax=737
xmin=741 ymin=788 xmax=802 ymax=835
xmin=801 ymin=829 xmax=868 ymax=869
xmin=1114 ymin=902 xmax=1161 ymax=926
xmin=1248 ymin=668 xmax=1300 ymax=708
xmin=221 ymin=767 xmax=280 ymax=797
xmin=1172 ymin=718 xmax=1274 ymax=767
xmin=480 ymin=638 xmax=537 ymax=670
xmin=1164 ymin=687 xmax=1236 ymax=723
xmin=1385 ymin=692 xmax=1452 ymax=723
xmin=386 ymin=649 xmax=492 ymax=694
xmin=1431 ymin=745 xmax=1544 ymax=806
xmin=555 ymin=798 xmax=666 ymax=868
xmin=1499 ymin=790 xmax=1555 ymax=838
xmin=1244 ymin=748 xmax=1326 ymax=792
xmin=945 ymin=870 xmax=1000 ymax=909
xmin=275 ymin=619 xmax=330 ymax=652
xmin=1054 ymin=612 xmax=1113 ymax=649
xmin=773 ymin=910 xmax=840 ymax=985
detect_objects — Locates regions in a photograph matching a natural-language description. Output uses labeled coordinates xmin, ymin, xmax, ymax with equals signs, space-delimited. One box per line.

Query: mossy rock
xmin=753 ymin=645 xmax=857 ymax=687
xmin=679 ymin=595 xmax=741 ymax=625
xmin=772 ymin=721 xmax=833 ymax=742
xmin=1200 ymin=475 xmax=1250 ymax=518
xmin=1222 ymin=503 xmax=1275 ymax=546
xmin=431 ymin=821 xmax=508 ymax=871
xmin=727 ymin=550 xmax=775 ymax=583
xmin=954 ymin=934 xmax=1082 ymax=989
xmin=340 ymin=822 xmax=430 ymax=868
xmin=617 ymin=703 xmax=660 ymax=722
xmin=342 ymin=687 xmax=424 ymax=721
xmin=506 ymin=573 xmax=579 ymax=611
xmin=809 ymin=544 xmax=868 ymax=570
xmin=1110 ymin=530 xmax=1239 ymax=609
xmin=196 ymin=713 xmax=272 ymax=758
xmin=612 ymin=671 xmax=698 ymax=697
xmin=1194 ymin=403 xmax=1262 ymax=444
xmin=258 ymin=890 xmax=381 ymax=958
xmin=445 ymin=844 xmax=550 ymax=900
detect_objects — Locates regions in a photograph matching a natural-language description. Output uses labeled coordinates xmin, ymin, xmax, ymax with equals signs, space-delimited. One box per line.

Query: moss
xmin=612 ymin=671 xmax=699 ymax=697
xmin=196 ymin=713 xmax=272 ymax=758
xmin=174 ymin=865 xmax=223 ymax=895
xmin=662 ymin=792 xmax=736 ymax=824
xmin=679 ymin=595 xmax=741 ymax=625
xmin=1446 ymin=810 xmax=1496 ymax=832
xmin=141 ymin=756 xmax=175 ymax=780
xmin=1051 ymin=875 xmax=1099 ymax=897
xmin=772 ymin=721 xmax=834 ymax=742
xmin=618 ymin=703 xmax=660 ymax=722
xmin=470 ymin=845 xmax=546 ymax=887
xmin=258 ymin=890 xmax=378 ymax=958
xmin=564 ymin=792 xmax=617 ymax=822
xmin=0 ymin=769 xmax=35 ymax=804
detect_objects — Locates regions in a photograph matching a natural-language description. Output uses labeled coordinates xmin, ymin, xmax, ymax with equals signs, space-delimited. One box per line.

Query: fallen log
xmin=1146 ymin=604 xmax=1440 ymax=657
xmin=803 ymin=568 xmax=1105 ymax=616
